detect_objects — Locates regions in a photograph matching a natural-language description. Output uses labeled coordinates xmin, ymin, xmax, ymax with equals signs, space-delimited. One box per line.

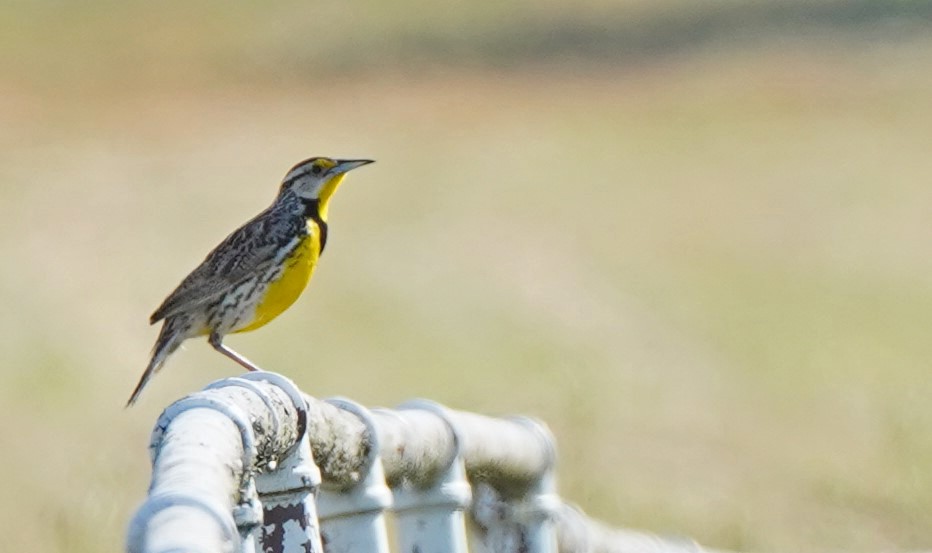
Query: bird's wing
xmin=150 ymin=210 xmax=291 ymax=324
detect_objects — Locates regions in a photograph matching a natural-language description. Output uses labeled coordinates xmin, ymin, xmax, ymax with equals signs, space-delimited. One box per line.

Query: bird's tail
xmin=126 ymin=317 xmax=189 ymax=407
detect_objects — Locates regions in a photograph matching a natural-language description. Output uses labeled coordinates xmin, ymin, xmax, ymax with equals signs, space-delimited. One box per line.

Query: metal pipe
xmin=127 ymin=378 xmax=304 ymax=553
xmin=316 ymin=398 xmax=393 ymax=553
xmin=129 ymin=374 xmax=721 ymax=553
xmin=390 ymin=400 xmax=473 ymax=553
xmin=127 ymin=407 xmax=244 ymax=553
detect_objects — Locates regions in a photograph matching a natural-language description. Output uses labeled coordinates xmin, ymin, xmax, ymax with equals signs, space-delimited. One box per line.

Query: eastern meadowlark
xmin=127 ymin=157 xmax=373 ymax=406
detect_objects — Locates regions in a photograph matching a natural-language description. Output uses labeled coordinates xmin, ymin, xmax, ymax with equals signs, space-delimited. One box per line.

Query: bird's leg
xmin=209 ymin=333 xmax=263 ymax=372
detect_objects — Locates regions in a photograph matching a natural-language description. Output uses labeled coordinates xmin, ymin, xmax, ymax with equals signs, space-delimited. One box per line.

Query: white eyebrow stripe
xmin=283 ymin=167 xmax=308 ymax=182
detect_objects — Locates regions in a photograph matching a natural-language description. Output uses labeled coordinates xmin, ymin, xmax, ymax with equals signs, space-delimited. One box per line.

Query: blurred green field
xmin=2 ymin=1 xmax=932 ymax=552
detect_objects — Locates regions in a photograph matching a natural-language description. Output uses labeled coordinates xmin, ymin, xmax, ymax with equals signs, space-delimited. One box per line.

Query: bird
xmin=126 ymin=156 xmax=374 ymax=406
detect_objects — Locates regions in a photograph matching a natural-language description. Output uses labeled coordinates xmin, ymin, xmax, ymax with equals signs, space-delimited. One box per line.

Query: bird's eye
xmin=311 ymin=164 xmax=323 ymax=175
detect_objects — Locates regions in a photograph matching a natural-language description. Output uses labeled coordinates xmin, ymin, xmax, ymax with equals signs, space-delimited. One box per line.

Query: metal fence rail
xmin=126 ymin=372 xmax=715 ymax=553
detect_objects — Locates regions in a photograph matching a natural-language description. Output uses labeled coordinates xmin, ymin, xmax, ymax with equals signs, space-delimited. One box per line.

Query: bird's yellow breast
xmin=234 ymin=222 xmax=321 ymax=333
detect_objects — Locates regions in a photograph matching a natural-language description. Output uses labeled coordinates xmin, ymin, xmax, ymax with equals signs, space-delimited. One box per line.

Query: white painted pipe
xmin=128 ymin=373 xmax=722 ymax=553
xmin=127 ymin=377 xmax=306 ymax=553
xmin=390 ymin=400 xmax=473 ymax=553
xmin=127 ymin=405 xmax=246 ymax=553
xmin=316 ymin=398 xmax=393 ymax=553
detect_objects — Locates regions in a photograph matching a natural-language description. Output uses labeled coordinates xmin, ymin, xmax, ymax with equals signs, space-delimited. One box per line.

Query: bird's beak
xmin=329 ymin=159 xmax=374 ymax=176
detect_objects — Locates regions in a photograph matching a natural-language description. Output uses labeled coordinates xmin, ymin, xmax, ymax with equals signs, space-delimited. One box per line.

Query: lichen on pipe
xmin=374 ymin=408 xmax=458 ymax=488
xmin=300 ymin=396 xmax=554 ymax=496
xmin=303 ymin=393 xmax=372 ymax=489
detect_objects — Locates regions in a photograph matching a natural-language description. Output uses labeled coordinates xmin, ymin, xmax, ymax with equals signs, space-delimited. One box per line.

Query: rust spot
xmin=262 ymin=503 xmax=313 ymax=553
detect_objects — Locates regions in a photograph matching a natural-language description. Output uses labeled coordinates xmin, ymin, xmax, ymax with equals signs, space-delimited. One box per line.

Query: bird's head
xmin=279 ymin=157 xmax=374 ymax=217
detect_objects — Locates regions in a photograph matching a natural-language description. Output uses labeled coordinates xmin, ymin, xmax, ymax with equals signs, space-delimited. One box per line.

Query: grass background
xmin=1 ymin=1 xmax=931 ymax=551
